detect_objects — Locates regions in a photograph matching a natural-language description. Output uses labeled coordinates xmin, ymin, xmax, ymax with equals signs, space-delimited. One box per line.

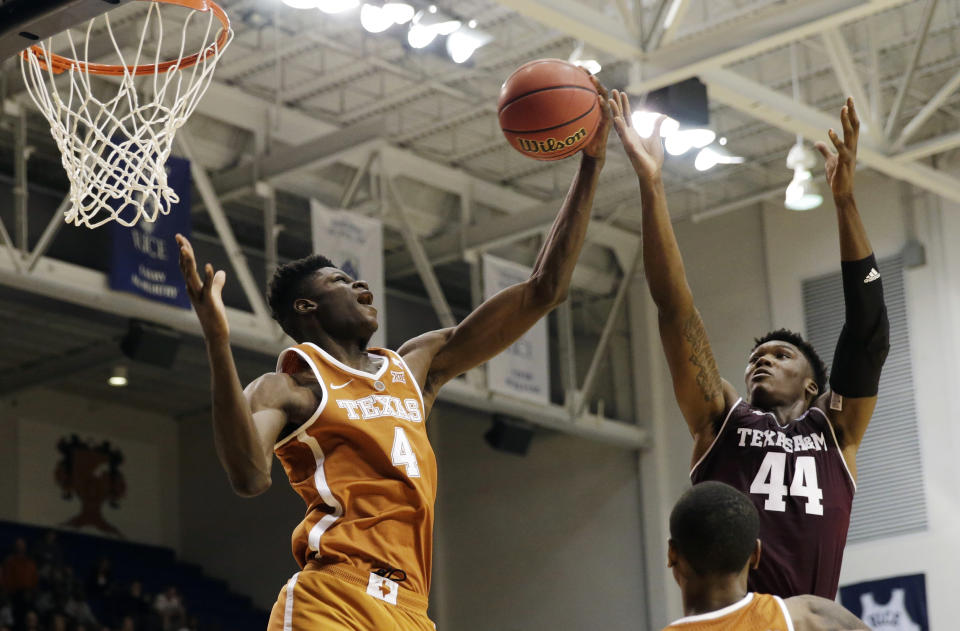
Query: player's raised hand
xmin=581 ymin=73 xmax=613 ymax=164
xmin=608 ymin=90 xmax=666 ymax=182
xmin=815 ymin=96 xmax=859 ymax=203
xmin=176 ymin=233 xmax=229 ymax=343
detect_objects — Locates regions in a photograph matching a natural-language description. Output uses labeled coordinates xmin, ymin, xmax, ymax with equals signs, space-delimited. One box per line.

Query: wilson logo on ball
xmin=516 ymin=128 xmax=587 ymax=154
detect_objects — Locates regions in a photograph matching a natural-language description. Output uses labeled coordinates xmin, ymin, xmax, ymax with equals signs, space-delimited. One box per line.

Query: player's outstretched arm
xmin=608 ymin=91 xmax=734 ymax=459
xmin=176 ymin=235 xmax=289 ymax=497
xmin=813 ymin=98 xmax=890 ymax=477
xmin=786 ymin=595 xmax=870 ymax=631
xmin=398 ymin=76 xmax=612 ymax=408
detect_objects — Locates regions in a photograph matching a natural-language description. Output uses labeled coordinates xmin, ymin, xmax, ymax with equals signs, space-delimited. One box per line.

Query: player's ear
xmin=805 ymin=377 xmax=819 ymax=399
xmin=667 ymin=539 xmax=678 ymax=568
xmin=294 ymin=298 xmax=317 ymax=314
xmin=750 ymin=539 xmax=762 ymax=570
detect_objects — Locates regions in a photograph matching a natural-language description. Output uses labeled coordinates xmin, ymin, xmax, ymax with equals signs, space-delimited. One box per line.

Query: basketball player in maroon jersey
xmin=176 ymin=76 xmax=611 ymax=630
xmin=609 ymin=91 xmax=889 ymax=599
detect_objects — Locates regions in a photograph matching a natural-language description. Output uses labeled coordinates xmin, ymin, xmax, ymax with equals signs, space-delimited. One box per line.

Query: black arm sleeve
xmin=829 ymin=253 xmax=890 ymax=398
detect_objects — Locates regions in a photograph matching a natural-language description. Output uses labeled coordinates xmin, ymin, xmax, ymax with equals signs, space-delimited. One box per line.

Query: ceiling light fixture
xmin=694 ymin=146 xmax=745 ymax=171
xmin=108 ymin=365 xmax=128 ymax=387
xmin=315 ymin=0 xmax=360 ymax=13
xmin=446 ymin=25 xmax=491 ymax=63
xmin=360 ymin=2 xmax=413 ymax=32
xmin=281 ymin=0 xmax=317 ymax=8
xmin=784 ymin=140 xmax=823 ymax=211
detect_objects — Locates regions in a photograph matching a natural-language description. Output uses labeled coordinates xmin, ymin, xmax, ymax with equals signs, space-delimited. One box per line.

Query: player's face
xmin=300 ymin=267 xmax=378 ymax=337
xmin=744 ymin=341 xmax=816 ymax=409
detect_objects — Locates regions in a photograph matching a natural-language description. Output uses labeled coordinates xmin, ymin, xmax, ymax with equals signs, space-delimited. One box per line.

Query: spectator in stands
xmin=20 ymin=610 xmax=41 ymax=631
xmin=85 ymin=560 xmax=112 ymax=603
xmin=152 ymin=588 xmax=183 ymax=631
xmin=48 ymin=614 xmax=67 ymax=631
xmin=63 ymin=586 xmax=96 ymax=628
xmin=30 ymin=534 xmax=62 ymax=581
xmin=0 ymin=593 xmax=13 ymax=628
xmin=109 ymin=581 xmax=149 ymax=630
xmin=2 ymin=539 xmax=38 ymax=596
xmin=118 ymin=615 xmax=136 ymax=631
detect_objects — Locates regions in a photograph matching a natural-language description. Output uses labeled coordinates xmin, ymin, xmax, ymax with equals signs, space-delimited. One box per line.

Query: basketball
xmin=498 ymin=59 xmax=601 ymax=161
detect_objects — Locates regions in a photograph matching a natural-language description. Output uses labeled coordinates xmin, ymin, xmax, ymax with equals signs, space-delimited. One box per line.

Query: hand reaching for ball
xmin=581 ymin=73 xmax=613 ymax=164
xmin=609 ymin=89 xmax=666 ymax=181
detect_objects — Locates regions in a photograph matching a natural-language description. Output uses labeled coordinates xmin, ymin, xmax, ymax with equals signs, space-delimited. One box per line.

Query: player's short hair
xmin=752 ymin=328 xmax=828 ymax=394
xmin=267 ymin=254 xmax=337 ymax=333
xmin=670 ymin=481 xmax=759 ymax=576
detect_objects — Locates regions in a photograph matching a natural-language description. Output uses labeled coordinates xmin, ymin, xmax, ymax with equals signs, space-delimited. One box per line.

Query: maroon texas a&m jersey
xmin=691 ymin=398 xmax=855 ymax=599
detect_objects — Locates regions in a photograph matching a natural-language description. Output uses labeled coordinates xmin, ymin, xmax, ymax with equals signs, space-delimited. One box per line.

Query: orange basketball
xmin=498 ymin=59 xmax=601 ymax=161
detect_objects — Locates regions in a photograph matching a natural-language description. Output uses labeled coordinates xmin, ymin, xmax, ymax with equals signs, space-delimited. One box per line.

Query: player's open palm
xmin=815 ymin=96 xmax=858 ymax=202
xmin=176 ymin=234 xmax=230 ymax=343
xmin=608 ymin=89 xmax=665 ymax=181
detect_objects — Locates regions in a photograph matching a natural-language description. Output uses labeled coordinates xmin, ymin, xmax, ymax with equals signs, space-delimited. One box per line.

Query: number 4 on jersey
xmin=391 ymin=427 xmax=421 ymax=478
xmin=749 ymin=452 xmax=824 ymax=515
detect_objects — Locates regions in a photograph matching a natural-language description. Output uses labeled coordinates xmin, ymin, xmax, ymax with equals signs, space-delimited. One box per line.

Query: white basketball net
xmin=20 ymin=2 xmax=233 ymax=228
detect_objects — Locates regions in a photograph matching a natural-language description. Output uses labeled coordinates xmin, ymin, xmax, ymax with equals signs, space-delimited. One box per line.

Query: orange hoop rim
xmin=21 ymin=0 xmax=231 ymax=76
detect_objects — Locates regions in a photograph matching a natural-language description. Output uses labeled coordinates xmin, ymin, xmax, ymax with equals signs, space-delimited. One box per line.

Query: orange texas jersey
xmin=663 ymin=593 xmax=795 ymax=631
xmin=273 ymin=342 xmax=438 ymax=597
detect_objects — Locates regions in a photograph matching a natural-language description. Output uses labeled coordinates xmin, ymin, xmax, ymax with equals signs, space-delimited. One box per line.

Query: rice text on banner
xmin=482 ymin=254 xmax=550 ymax=403
xmin=310 ymin=200 xmax=386 ymax=348
xmin=109 ymin=156 xmax=192 ymax=309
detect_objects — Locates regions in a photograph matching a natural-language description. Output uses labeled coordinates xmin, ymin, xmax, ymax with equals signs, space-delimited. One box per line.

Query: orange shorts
xmin=266 ymin=564 xmax=436 ymax=631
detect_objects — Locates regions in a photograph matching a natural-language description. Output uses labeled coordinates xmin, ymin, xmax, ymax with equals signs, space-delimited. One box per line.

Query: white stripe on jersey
xmin=283 ymin=572 xmax=300 ymax=631
xmin=296 ymin=433 xmax=344 ymax=552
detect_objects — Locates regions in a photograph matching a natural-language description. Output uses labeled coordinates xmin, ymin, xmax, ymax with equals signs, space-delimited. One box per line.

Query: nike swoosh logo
xmin=330 ymin=380 xmax=353 ymax=390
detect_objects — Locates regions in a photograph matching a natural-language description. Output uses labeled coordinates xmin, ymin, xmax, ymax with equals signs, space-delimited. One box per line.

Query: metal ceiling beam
xmin=0 ymin=339 xmax=120 ymax=395
xmin=820 ymin=28 xmax=878 ymax=137
xmin=487 ymin=0 xmax=642 ymax=58
xmin=630 ymin=0 xmax=912 ymax=93
xmin=884 ymin=0 xmax=938 ymax=137
xmin=0 ymin=248 xmax=645 ymax=448
xmin=644 ymin=0 xmax=691 ymax=51
xmin=176 ymin=132 xmax=274 ymax=325
xmin=894 ymin=131 xmax=960 ymax=162
xmin=207 ymin=120 xmax=386 ymax=200
xmin=702 ymin=68 xmax=960 ymax=205
xmin=384 ymin=194 xmax=640 ymax=279
xmin=892 ymin=67 xmax=960 ymax=152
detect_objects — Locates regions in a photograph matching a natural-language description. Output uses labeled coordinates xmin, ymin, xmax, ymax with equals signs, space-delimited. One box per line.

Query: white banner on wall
xmin=17 ymin=418 xmax=165 ymax=545
xmin=482 ymin=254 xmax=550 ymax=403
xmin=311 ymin=200 xmax=386 ymax=348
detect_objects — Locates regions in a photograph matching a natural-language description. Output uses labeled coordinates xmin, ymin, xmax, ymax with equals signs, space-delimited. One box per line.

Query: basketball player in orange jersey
xmin=175 ymin=74 xmax=611 ymax=631
xmin=663 ymin=482 xmax=868 ymax=631
xmin=608 ymin=90 xmax=889 ymax=599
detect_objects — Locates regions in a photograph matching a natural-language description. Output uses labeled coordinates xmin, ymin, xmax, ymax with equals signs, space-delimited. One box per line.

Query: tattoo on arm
xmin=681 ymin=311 xmax=723 ymax=402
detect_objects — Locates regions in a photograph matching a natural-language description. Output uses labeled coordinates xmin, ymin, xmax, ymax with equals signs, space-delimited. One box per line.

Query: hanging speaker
xmin=646 ymin=77 xmax=710 ymax=127
xmin=484 ymin=415 xmax=534 ymax=456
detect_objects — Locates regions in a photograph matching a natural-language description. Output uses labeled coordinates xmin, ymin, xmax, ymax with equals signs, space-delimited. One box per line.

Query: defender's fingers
xmin=619 ymin=91 xmax=633 ymax=120
xmin=847 ymin=97 xmax=859 ymax=128
xmin=813 ymin=141 xmax=833 ymax=161
xmin=608 ymin=94 xmax=623 ymax=120
xmin=840 ymin=106 xmax=854 ymax=143
xmin=828 ymin=128 xmax=845 ymax=154
xmin=651 ymin=114 xmax=668 ymax=140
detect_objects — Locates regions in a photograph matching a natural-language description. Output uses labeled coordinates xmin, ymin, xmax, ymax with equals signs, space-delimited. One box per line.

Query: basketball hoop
xmin=19 ymin=0 xmax=233 ymax=228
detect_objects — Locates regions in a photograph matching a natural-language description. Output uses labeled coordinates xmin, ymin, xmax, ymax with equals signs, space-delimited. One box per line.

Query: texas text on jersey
xmin=691 ymin=398 xmax=855 ymax=598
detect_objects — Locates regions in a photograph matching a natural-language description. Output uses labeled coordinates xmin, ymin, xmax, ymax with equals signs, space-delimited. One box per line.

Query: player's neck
xmin=681 ymin=577 xmax=748 ymax=617
xmin=302 ymin=330 xmax=374 ymax=371
xmin=751 ymin=397 xmax=809 ymax=425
